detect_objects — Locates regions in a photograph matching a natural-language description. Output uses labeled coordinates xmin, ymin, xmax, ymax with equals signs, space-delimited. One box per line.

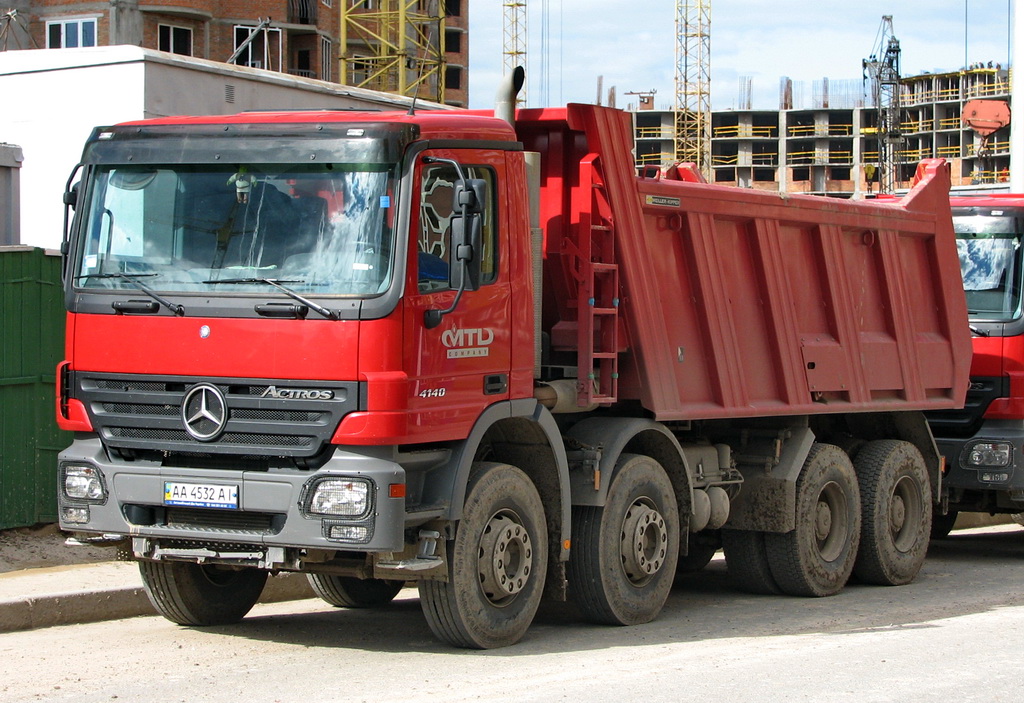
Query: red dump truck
xmin=926 ymin=194 xmax=1024 ymax=534
xmin=57 ymin=74 xmax=970 ymax=648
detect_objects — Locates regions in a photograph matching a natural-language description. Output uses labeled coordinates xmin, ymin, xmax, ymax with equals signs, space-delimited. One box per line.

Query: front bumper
xmin=934 ymin=420 xmax=1024 ymax=496
xmin=57 ymin=437 xmax=407 ymax=560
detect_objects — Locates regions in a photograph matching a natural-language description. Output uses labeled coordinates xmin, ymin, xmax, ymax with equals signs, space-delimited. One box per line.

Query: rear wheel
xmin=139 ymin=561 xmax=267 ymax=626
xmin=722 ymin=528 xmax=781 ymax=595
xmin=675 ymin=532 xmax=720 ymax=576
xmin=307 ymin=574 xmax=404 ymax=608
xmin=569 ymin=454 xmax=679 ymax=625
xmin=418 ymin=462 xmax=547 ymax=649
xmin=853 ymin=440 xmax=931 ymax=586
xmin=764 ymin=443 xmax=861 ymax=597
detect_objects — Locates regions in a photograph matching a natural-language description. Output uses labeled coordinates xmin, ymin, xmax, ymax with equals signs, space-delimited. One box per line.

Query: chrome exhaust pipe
xmin=495 ymin=66 xmax=525 ymax=127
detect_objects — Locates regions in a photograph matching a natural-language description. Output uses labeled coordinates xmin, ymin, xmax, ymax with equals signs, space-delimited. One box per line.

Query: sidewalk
xmin=0 ymin=560 xmax=315 ymax=633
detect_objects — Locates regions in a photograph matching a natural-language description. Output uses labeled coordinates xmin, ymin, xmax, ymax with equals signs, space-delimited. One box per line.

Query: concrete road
xmin=2 ymin=525 xmax=1023 ymax=703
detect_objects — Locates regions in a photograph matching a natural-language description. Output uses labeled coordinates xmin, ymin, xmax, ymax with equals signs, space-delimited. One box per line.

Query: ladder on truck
xmin=575 ymin=154 xmax=620 ymax=406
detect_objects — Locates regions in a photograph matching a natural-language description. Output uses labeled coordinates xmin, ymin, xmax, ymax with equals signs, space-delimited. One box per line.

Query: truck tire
xmin=675 ymin=532 xmax=720 ymax=577
xmin=568 ymin=454 xmax=679 ymax=625
xmin=139 ymin=560 xmax=267 ymax=626
xmin=418 ymin=462 xmax=547 ymax=649
xmin=307 ymin=574 xmax=404 ymax=608
xmin=852 ymin=440 xmax=931 ymax=586
xmin=930 ymin=509 xmax=958 ymax=539
xmin=721 ymin=529 xmax=782 ymax=595
xmin=764 ymin=443 xmax=861 ymax=597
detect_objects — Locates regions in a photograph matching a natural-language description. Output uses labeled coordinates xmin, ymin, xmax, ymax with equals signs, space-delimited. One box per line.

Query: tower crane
xmin=863 ymin=15 xmax=902 ymax=194
xmin=674 ymin=0 xmax=711 ymax=175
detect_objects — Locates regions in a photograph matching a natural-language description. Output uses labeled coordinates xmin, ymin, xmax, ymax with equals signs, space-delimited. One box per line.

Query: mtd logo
xmin=442 ymin=325 xmax=494 ymax=359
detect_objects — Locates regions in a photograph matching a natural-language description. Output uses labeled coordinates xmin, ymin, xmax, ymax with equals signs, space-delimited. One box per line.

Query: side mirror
xmin=454 ymin=179 xmax=487 ymax=214
xmin=63 ymin=182 xmax=80 ymax=210
xmin=448 ymin=214 xmax=483 ymax=292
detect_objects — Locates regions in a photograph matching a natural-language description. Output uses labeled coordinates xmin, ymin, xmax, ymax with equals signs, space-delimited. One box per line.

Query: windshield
xmin=74 ymin=163 xmax=397 ymax=297
xmin=954 ymin=213 xmax=1024 ymax=321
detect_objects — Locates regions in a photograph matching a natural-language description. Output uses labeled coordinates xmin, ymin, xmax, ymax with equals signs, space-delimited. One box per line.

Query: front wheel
xmin=764 ymin=443 xmax=861 ymax=597
xmin=569 ymin=454 xmax=679 ymax=625
xmin=418 ymin=462 xmax=548 ymax=649
xmin=853 ymin=440 xmax=931 ymax=586
xmin=307 ymin=574 xmax=404 ymax=608
xmin=139 ymin=560 xmax=268 ymax=626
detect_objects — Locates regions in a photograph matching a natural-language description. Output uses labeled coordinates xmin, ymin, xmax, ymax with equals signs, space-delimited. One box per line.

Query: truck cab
xmin=928 ymin=195 xmax=1024 ymax=532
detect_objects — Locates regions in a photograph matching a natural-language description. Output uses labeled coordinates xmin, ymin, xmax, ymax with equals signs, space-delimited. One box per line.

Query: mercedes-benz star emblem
xmin=181 ymin=383 xmax=228 ymax=441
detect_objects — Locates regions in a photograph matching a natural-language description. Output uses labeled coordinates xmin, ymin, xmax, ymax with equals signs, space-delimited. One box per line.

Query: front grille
xmin=926 ymin=376 xmax=1010 ymax=438
xmin=77 ymin=372 xmax=362 ymax=458
xmin=166 ymin=507 xmax=282 ymax=535
xmin=106 ymin=427 xmax=313 ymax=448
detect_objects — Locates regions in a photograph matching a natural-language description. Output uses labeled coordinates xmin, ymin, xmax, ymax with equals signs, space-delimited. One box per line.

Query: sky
xmin=467 ymin=1 xmax=1013 ymax=111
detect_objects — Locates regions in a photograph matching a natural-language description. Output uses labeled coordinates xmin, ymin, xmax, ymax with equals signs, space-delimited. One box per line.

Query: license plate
xmin=164 ymin=482 xmax=239 ymax=510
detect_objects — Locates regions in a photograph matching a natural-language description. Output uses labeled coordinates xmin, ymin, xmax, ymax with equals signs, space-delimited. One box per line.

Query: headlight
xmin=306 ymin=478 xmax=371 ymax=517
xmin=964 ymin=442 xmax=1012 ymax=468
xmin=62 ymin=465 xmax=107 ymax=503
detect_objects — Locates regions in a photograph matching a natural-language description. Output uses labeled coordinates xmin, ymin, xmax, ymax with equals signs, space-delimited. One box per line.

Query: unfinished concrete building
xmin=634 ymin=66 xmax=1011 ymax=197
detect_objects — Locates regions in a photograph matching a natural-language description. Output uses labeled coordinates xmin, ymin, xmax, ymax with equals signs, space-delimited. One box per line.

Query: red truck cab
xmin=928 ymin=194 xmax=1024 ymax=532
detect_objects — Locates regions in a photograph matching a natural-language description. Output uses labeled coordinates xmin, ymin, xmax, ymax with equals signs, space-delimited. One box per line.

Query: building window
xmin=323 ymin=0 xmax=333 ymax=6
xmin=445 ymin=66 xmax=462 ymax=91
xmin=445 ymin=29 xmax=461 ymax=54
xmin=444 ymin=0 xmax=461 ymax=17
xmin=321 ymin=37 xmax=333 ymax=82
xmin=46 ymin=18 xmax=97 ymax=49
xmin=158 ymin=24 xmax=192 ymax=56
xmin=233 ymin=25 xmax=283 ymax=71
xmin=351 ymin=0 xmax=376 ymax=8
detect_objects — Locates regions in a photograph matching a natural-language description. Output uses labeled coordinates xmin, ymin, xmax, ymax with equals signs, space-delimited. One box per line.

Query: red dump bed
xmin=517 ymin=104 xmax=971 ymax=420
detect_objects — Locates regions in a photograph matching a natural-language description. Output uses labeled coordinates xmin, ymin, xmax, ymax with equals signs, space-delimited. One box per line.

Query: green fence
xmin=0 ymin=247 xmax=70 ymax=530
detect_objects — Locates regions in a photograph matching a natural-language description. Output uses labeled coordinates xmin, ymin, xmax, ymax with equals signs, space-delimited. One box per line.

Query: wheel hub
xmin=814 ymin=480 xmax=849 ymax=563
xmin=815 ymin=500 xmax=833 ymax=542
xmin=477 ymin=511 xmax=533 ymax=604
xmin=620 ymin=499 xmax=668 ymax=586
xmin=890 ymin=494 xmax=906 ymax=533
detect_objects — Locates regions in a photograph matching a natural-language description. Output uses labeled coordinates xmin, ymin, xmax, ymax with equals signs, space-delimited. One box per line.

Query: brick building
xmin=7 ymin=0 xmax=468 ymax=105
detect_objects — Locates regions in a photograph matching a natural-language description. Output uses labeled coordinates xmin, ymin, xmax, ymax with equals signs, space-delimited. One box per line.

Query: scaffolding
xmin=340 ymin=0 xmax=446 ymax=102
xmin=674 ymin=0 xmax=711 ymax=175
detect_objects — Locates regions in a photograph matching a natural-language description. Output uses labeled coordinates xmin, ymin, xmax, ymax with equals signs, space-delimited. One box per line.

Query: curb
xmin=0 ymin=569 xmax=316 ymax=634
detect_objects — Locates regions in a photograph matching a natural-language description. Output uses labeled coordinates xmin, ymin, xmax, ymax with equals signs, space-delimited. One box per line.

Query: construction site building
xmin=634 ymin=66 xmax=1011 ymax=196
xmin=1 ymin=0 xmax=468 ymax=106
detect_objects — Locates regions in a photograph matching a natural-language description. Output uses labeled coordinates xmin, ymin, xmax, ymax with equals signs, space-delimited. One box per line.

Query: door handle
xmin=484 ymin=374 xmax=508 ymax=395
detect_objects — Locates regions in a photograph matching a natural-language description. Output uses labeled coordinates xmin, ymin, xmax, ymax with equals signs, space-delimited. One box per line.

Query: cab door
xmin=403 ymin=148 xmax=512 ymax=442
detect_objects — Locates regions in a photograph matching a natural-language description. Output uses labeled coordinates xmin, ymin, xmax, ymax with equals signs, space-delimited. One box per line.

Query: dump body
xmin=520 ymin=104 xmax=971 ymax=419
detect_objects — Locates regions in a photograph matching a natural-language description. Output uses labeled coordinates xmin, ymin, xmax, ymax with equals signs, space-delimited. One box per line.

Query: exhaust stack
xmin=495 ymin=66 xmax=525 ymax=127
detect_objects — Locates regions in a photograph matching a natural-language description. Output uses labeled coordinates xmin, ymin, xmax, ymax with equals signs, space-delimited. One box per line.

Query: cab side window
xmin=418 ymin=164 xmax=497 ymax=292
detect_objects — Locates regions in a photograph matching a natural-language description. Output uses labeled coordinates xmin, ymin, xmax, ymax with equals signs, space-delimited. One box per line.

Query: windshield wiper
xmin=76 ymin=272 xmax=185 ymax=316
xmin=969 ymin=324 xmax=990 ymax=337
xmin=203 ymin=277 xmax=339 ymax=321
